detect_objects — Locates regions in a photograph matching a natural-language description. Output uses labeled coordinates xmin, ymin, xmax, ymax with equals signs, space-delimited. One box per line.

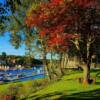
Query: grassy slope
xmin=28 ymin=69 xmax=100 ymax=100
xmin=0 ymin=79 xmax=36 ymax=93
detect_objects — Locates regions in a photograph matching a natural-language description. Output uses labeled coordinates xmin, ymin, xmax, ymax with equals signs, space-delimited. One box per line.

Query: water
xmin=18 ymin=74 xmax=45 ymax=81
xmin=0 ymin=66 xmax=45 ymax=83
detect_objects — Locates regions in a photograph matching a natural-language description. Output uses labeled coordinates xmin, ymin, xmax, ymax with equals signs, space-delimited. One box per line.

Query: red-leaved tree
xmin=25 ymin=0 xmax=100 ymax=84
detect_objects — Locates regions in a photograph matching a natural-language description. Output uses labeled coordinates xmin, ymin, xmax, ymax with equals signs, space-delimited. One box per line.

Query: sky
xmin=0 ymin=32 xmax=57 ymax=59
xmin=0 ymin=32 xmax=26 ymax=56
xmin=0 ymin=0 xmax=6 ymax=5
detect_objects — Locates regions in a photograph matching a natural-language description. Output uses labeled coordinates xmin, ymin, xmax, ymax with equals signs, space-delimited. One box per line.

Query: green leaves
xmin=9 ymin=32 xmax=22 ymax=49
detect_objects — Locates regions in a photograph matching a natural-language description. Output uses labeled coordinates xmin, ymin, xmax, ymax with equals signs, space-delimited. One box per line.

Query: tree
xmin=0 ymin=1 xmax=10 ymax=34
xmin=0 ymin=0 xmax=41 ymax=56
xmin=25 ymin=0 xmax=100 ymax=84
xmin=1 ymin=52 xmax=7 ymax=63
xmin=25 ymin=0 xmax=79 ymax=79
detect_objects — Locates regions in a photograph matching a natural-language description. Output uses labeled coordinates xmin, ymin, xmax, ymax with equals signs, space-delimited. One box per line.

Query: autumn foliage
xmin=25 ymin=0 xmax=97 ymax=52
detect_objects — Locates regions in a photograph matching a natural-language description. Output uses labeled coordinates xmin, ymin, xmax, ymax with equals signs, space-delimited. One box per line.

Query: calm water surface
xmin=0 ymin=66 xmax=45 ymax=82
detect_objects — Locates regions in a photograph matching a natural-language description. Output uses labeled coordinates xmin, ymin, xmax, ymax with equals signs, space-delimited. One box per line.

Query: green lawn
xmin=0 ymin=68 xmax=100 ymax=100
xmin=27 ymin=68 xmax=100 ymax=100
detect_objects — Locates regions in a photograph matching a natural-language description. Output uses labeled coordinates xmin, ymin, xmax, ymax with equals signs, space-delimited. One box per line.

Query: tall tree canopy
xmin=25 ymin=0 xmax=100 ymax=84
xmin=0 ymin=0 xmax=99 ymax=84
xmin=0 ymin=1 xmax=9 ymax=33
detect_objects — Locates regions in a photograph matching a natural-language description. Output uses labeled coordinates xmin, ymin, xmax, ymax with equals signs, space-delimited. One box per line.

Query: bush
xmin=17 ymin=82 xmax=34 ymax=99
xmin=0 ymin=83 xmax=25 ymax=100
xmin=34 ymin=79 xmax=48 ymax=87
xmin=0 ymin=79 xmax=49 ymax=100
xmin=0 ymin=86 xmax=17 ymax=100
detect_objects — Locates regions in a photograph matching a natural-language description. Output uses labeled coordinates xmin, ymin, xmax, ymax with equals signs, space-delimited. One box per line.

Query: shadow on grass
xmin=91 ymin=69 xmax=100 ymax=73
xmin=96 ymin=82 xmax=100 ymax=85
xmin=58 ymin=89 xmax=100 ymax=100
xmin=27 ymin=89 xmax=100 ymax=100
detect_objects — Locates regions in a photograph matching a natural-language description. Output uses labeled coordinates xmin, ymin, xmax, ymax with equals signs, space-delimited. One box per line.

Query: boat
xmin=2 ymin=75 xmax=19 ymax=82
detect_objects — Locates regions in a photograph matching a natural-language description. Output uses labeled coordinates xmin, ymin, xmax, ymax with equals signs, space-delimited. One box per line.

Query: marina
xmin=0 ymin=66 xmax=44 ymax=83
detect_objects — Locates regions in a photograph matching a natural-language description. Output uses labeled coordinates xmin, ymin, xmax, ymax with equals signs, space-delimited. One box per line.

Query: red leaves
xmin=51 ymin=0 xmax=64 ymax=5
xmin=25 ymin=0 xmax=97 ymax=28
xmin=25 ymin=0 xmax=97 ymax=52
xmin=46 ymin=32 xmax=79 ymax=51
xmin=25 ymin=14 xmax=40 ymax=28
xmin=40 ymin=29 xmax=48 ymax=38
xmin=65 ymin=34 xmax=79 ymax=39
xmin=40 ymin=31 xmax=46 ymax=38
xmin=25 ymin=15 xmax=34 ymax=28
xmin=46 ymin=34 xmax=63 ymax=48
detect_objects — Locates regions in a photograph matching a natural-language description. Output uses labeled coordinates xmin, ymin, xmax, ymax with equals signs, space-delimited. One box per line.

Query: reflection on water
xmin=0 ymin=66 xmax=45 ymax=83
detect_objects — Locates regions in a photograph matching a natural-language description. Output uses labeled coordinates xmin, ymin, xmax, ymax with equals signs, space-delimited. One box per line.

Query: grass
xmin=27 ymin=68 xmax=100 ymax=100
xmin=0 ymin=68 xmax=100 ymax=100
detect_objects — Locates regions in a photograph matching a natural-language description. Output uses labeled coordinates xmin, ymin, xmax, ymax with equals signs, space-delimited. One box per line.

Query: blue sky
xmin=0 ymin=0 xmax=5 ymax=3
xmin=0 ymin=32 xmax=56 ymax=59
xmin=0 ymin=32 xmax=26 ymax=56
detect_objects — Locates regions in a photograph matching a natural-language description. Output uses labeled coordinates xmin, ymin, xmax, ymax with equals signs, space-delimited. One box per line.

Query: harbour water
xmin=0 ymin=66 xmax=45 ymax=83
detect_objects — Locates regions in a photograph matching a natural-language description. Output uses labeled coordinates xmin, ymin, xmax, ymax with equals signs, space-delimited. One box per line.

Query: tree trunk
xmin=42 ymin=52 xmax=52 ymax=81
xmin=77 ymin=39 xmax=92 ymax=85
xmin=59 ymin=53 xmax=65 ymax=76
xmin=82 ymin=40 xmax=91 ymax=84
xmin=83 ymin=64 xmax=90 ymax=85
xmin=49 ymin=52 xmax=58 ymax=79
